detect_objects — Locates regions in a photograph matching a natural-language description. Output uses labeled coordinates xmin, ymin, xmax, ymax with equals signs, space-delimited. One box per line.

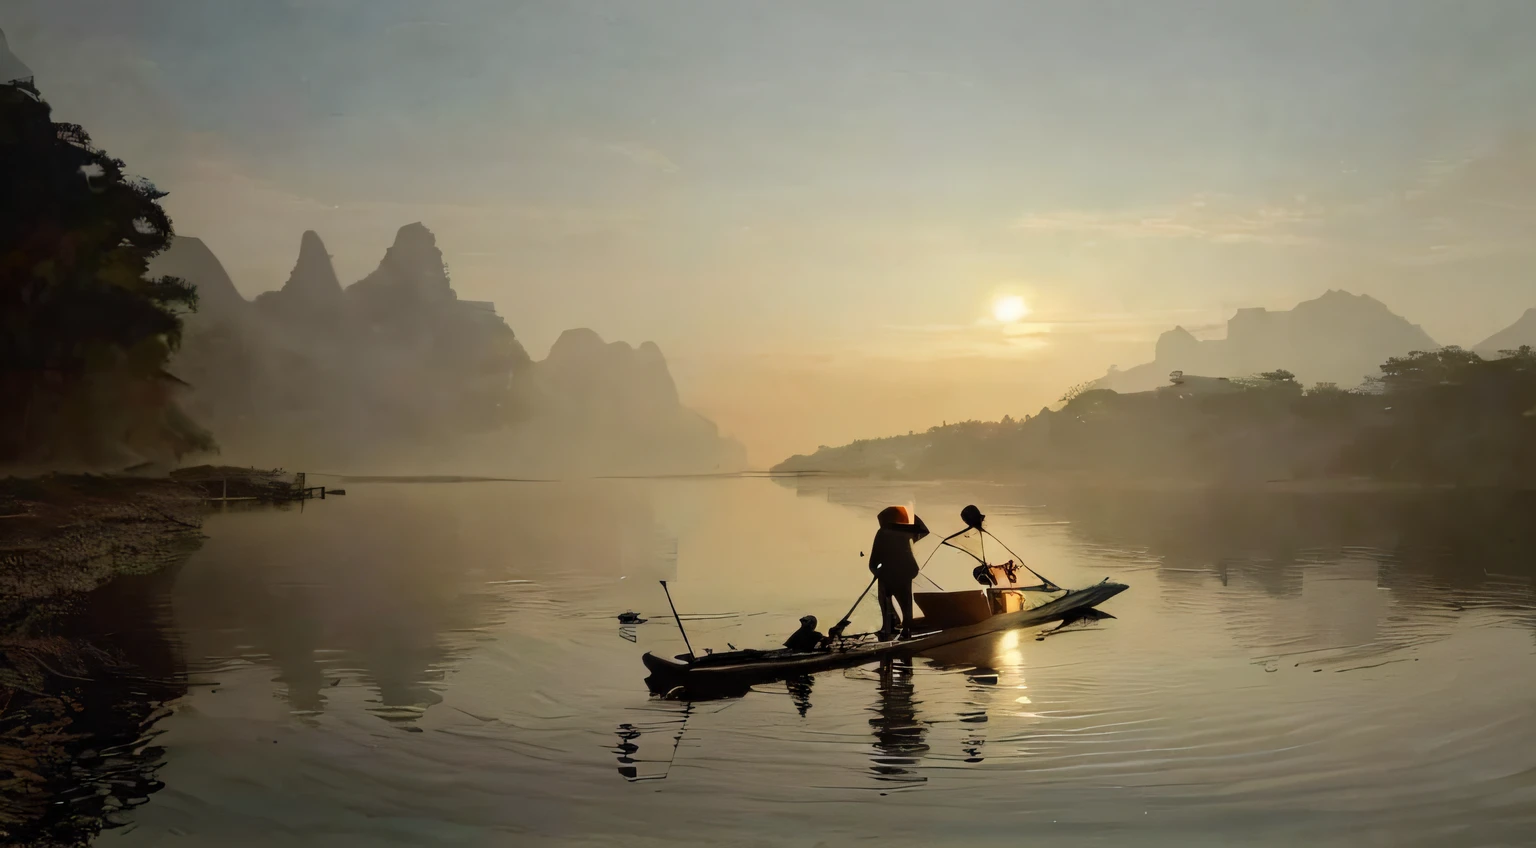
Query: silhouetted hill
xmin=148 ymin=236 xmax=249 ymax=327
xmin=252 ymin=230 xmax=344 ymax=324
xmin=0 ymin=28 xmax=32 ymax=87
xmin=507 ymin=329 xmax=746 ymax=475
xmin=776 ymin=348 xmax=1536 ymax=486
xmin=3 ymin=41 xmax=210 ymax=467
xmin=1098 ymin=290 xmax=1438 ymax=392
xmin=1475 ymin=308 xmax=1536 ymax=357
xmin=347 ymin=222 xmax=457 ymax=336
xmin=163 ymin=226 xmax=743 ymax=475
xmin=542 ymin=329 xmax=680 ymax=411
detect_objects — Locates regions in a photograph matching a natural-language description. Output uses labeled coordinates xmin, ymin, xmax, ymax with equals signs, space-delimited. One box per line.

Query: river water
xmin=25 ymin=479 xmax=1536 ymax=846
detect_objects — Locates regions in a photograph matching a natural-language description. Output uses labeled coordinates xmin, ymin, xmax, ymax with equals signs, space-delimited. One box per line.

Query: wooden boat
xmin=912 ymin=583 xmax=1044 ymax=629
xmin=642 ymin=578 xmax=1127 ymax=695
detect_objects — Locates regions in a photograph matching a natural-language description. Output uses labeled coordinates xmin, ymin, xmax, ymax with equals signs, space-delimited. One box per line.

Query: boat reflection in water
xmin=861 ymin=609 xmax=1117 ymax=782
xmin=951 ymin=660 xmax=1002 ymax=765
xmin=613 ymin=701 xmax=693 ymax=782
xmin=786 ymin=674 xmax=814 ymax=717
xmin=622 ymin=605 xmax=1118 ymax=787
xmin=867 ymin=658 xmax=930 ymax=786
xmin=958 ymin=672 xmax=995 ymax=765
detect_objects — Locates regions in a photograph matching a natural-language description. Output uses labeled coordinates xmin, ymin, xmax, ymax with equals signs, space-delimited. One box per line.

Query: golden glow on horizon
xmin=992 ymin=295 xmax=1029 ymax=324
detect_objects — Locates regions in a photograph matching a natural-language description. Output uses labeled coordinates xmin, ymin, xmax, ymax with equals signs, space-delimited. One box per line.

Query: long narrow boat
xmin=642 ymin=578 xmax=1127 ymax=696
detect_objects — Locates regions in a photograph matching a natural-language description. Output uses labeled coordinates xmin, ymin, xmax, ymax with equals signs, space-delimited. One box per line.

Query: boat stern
xmin=1078 ymin=579 xmax=1129 ymax=608
xmin=642 ymin=651 xmax=688 ymax=677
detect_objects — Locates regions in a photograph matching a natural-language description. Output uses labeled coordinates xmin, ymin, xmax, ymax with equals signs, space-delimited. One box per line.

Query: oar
xmin=658 ymin=580 xmax=696 ymax=661
xmin=827 ymin=563 xmax=881 ymax=640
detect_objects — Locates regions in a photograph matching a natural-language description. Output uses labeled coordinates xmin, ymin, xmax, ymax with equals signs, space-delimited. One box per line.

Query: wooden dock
xmin=173 ymin=467 xmax=346 ymax=504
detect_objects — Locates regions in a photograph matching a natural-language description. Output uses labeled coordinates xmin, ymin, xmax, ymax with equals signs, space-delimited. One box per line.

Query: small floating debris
xmin=618 ymin=611 xmax=647 ymax=624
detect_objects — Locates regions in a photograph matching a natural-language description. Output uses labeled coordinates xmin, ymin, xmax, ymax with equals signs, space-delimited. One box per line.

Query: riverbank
xmin=0 ymin=474 xmax=204 ymax=620
xmin=777 ymin=352 xmax=1536 ymax=486
xmin=1 ymin=474 xmax=201 ymax=847
xmin=772 ymin=469 xmax=1500 ymax=493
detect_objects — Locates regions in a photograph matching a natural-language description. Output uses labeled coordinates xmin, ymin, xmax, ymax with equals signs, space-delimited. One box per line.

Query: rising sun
xmin=991 ymin=295 xmax=1029 ymax=324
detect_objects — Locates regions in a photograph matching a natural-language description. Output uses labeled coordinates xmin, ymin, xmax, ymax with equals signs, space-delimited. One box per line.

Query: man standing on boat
xmin=870 ymin=505 xmax=929 ymax=640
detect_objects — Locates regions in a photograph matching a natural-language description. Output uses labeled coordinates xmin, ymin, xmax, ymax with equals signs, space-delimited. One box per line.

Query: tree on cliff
xmin=0 ymin=80 xmax=211 ymax=465
xmin=1366 ymin=347 xmax=1483 ymax=393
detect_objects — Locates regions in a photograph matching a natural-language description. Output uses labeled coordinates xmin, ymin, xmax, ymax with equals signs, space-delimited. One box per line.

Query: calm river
xmin=31 ymin=478 xmax=1536 ymax=846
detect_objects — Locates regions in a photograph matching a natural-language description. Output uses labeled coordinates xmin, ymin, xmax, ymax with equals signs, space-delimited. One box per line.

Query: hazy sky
xmin=9 ymin=1 xmax=1536 ymax=463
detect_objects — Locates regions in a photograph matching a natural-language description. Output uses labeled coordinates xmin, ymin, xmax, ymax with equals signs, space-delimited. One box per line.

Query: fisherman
xmin=783 ymin=614 xmax=826 ymax=651
xmin=869 ymin=505 xmax=930 ymax=640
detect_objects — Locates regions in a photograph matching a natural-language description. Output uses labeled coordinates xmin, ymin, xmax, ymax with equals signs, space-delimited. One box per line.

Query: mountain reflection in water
xmin=6 ymin=479 xmax=1533 ymax=847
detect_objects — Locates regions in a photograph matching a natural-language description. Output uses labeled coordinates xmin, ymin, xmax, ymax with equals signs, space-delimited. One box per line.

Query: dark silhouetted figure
xmin=782 ymin=614 xmax=825 ymax=651
xmin=869 ymin=506 xmax=929 ymax=639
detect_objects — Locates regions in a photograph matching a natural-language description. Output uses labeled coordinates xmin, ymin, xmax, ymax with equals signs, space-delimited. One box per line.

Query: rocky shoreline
xmin=0 ymin=475 xmax=205 ymax=621
xmin=1 ymin=475 xmax=207 ymax=846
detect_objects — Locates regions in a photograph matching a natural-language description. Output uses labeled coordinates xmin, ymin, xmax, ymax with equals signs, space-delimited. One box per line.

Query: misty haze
xmin=3 ymin=4 xmax=1535 ymax=847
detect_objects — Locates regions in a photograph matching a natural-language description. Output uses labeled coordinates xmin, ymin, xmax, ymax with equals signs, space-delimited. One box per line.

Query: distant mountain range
xmin=1475 ymin=308 xmax=1536 ymax=358
xmin=1095 ymin=290 xmax=1536 ymax=395
xmin=1096 ymin=290 xmax=1438 ymax=393
xmin=777 ymin=289 xmax=1536 ymax=478
xmin=151 ymin=225 xmax=745 ymax=475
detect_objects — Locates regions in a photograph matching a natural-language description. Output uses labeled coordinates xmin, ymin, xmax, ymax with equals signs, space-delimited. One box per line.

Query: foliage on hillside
xmin=1 ymin=84 xmax=210 ymax=466
xmin=774 ymin=347 xmax=1536 ymax=485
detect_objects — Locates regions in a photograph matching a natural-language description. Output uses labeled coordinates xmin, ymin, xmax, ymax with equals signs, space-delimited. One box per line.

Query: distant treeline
xmin=774 ymin=347 xmax=1536 ymax=486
